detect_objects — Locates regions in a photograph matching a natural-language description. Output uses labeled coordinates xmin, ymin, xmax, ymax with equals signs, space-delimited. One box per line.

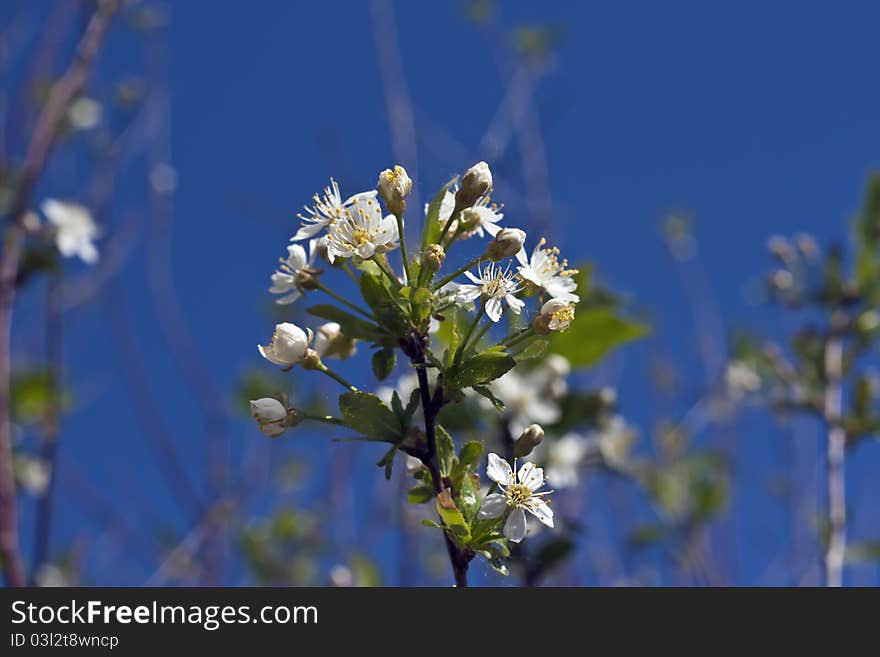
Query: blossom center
xmin=507 ymin=483 xmax=532 ymax=507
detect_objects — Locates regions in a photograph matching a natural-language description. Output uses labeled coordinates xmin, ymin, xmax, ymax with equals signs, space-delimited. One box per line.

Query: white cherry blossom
xmin=478 ymin=453 xmax=554 ymax=543
xmin=455 ymin=262 xmax=524 ymax=322
xmin=516 ymin=238 xmax=579 ymax=302
xmin=292 ymin=178 xmax=377 ymax=242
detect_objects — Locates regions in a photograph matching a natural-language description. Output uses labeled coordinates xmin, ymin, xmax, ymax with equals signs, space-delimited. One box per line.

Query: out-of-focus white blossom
xmin=545 ymin=432 xmax=590 ymax=488
xmin=67 ymin=97 xmax=102 ymax=130
xmin=725 ymin=360 xmax=761 ymax=399
xmin=41 ymin=199 xmax=99 ymax=264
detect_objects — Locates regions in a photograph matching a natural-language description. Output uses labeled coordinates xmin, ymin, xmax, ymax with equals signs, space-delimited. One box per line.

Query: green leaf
xmin=515 ymin=338 xmax=549 ymax=361
xmin=421 ymin=178 xmax=456 ymax=251
xmin=457 ymin=474 xmax=480 ymax=522
xmin=435 ymin=489 xmax=470 ymax=540
xmin=338 ymin=392 xmax=402 ymax=443
xmin=550 ymin=308 xmax=648 ymax=369
xmin=457 ymin=441 xmax=483 ymax=471
xmin=371 ymin=348 xmax=396 ymax=381
xmin=436 ymin=424 xmax=456 ymax=477
xmin=447 ymin=349 xmax=516 ymax=389
xmin=360 ymin=271 xmax=409 ymax=336
xmin=855 ymin=172 xmax=880 ymax=298
xmin=407 ymin=485 xmax=435 ymax=504
xmin=472 ymin=385 xmax=505 ymax=411
xmin=306 ymin=304 xmax=380 ymax=342
xmin=376 ymin=445 xmax=397 ymax=480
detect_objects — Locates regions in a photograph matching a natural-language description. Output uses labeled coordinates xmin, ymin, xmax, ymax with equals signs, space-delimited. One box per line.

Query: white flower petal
xmin=517 ymin=462 xmax=545 ymax=492
xmin=463 ymin=270 xmax=482 ymax=285
xmin=477 ymin=493 xmax=508 ymax=519
xmin=455 ymin=285 xmax=482 ymax=302
xmin=485 ymin=297 xmax=503 ymax=323
xmin=527 ymin=498 xmax=554 ymax=528
xmin=486 ymin=453 xmax=513 ymax=486
xmin=505 ymin=294 xmax=524 ymax=315
xmin=291 ymin=222 xmax=325 ymax=241
xmin=503 ymin=508 xmax=528 ymax=543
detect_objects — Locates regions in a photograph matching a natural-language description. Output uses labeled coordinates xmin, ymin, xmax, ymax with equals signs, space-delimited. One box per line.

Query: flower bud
xmin=422 ymin=244 xmax=445 ymax=274
xmin=458 ymin=208 xmax=482 ymax=233
xmin=513 ymin=424 xmax=545 ymax=458
xmin=533 ymin=298 xmax=576 ymax=334
xmin=300 ymin=347 xmax=322 ymax=370
xmin=455 ymin=161 xmax=492 ymax=207
xmin=250 ymin=398 xmax=289 ymax=437
xmin=314 ymin=322 xmax=357 ymax=360
xmin=485 ymin=228 xmax=526 ymax=262
xmin=377 ymin=165 xmax=412 ymax=216
xmin=258 ymin=323 xmax=313 ymax=368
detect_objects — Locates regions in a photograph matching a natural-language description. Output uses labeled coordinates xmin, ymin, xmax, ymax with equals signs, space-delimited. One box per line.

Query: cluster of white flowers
xmin=254 ymin=160 xmax=592 ymax=565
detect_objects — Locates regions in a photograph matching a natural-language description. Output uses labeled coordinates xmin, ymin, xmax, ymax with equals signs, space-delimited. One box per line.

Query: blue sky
xmin=8 ymin=0 xmax=880 ymax=585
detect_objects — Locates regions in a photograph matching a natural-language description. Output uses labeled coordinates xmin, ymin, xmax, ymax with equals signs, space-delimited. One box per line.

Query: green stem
xmin=497 ymin=327 xmax=533 ymax=348
xmin=315 ymin=282 xmax=375 ymax=320
xmin=317 ymin=363 xmax=358 ymax=391
xmin=454 ymin=299 xmax=486 ymax=365
xmin=438 ymin=203 xmax=463 ymax=245
xmin=433 ymin=256 xmax=483 ymax=291
xmin=341 ymin=262 xmax=360 ymax=284
xmin=395 ymin=213 xmax=412 ymax=285
xmin=302 ymin=413 xmax=345 ymax=426
xmin=372 ymin=255 xmax=402 ymax=290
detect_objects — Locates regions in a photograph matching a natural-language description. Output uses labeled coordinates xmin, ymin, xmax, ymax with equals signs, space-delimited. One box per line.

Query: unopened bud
xmin=533 ymin=298 xmax=576 ymax=334
xmin=377 ymin=165 xmax=412 ymax=216
xmin=301 ymin=348 xmax=322 ymax=370
xmin=455 ymin=161 xmax=492 ymax=207
xmin=458 ymin=208 xmax=482 ymax=232
xmin=250 ymin=398 xmax=289 ymax=437
xmin=422 ymin=244 xmax=445 ymax=273
xmin=314 ymin=322 xmax=357 ymax=360
xmin=514 ymin=424 xmax=544 ymax=457
xmin=485 ymin=228 xmax=526 ymax=262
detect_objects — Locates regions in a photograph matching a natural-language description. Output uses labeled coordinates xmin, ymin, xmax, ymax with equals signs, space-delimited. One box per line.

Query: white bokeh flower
xmin=516 ymin=238 xmax=579 ymax=302
xmin=41 ymin=199 xmax=99 ymax=264
xmin=478 ymin=453 xmax=554 ymax=543
xmin=455 ymin=262 xmax=524 ymax=322
xmin=546 ymin=432 xmax=590 ymax=488
xmin=325 ymin=194 xmax=399 ymax=261
xmin=258 ymin=322 xmax=313 ymax=368
xmin=268 ymin=240 xmax=320 ymax=304
xmin=482 ymin=357 xmax=569 ymax=436
xmin=594 ymin=415 xmax=637 ymax=470
xmin=292 ymin=178 xmax=377 ymax=242
xmin=725 ymin=360 xmax=761 ymax=399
